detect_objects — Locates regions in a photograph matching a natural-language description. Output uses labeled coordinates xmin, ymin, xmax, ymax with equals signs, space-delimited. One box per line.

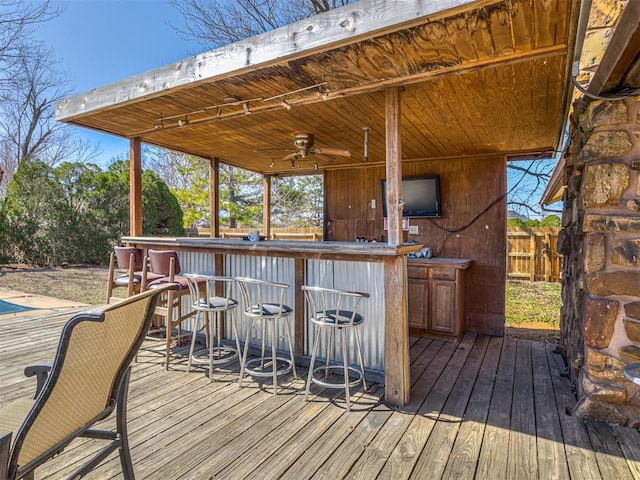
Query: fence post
xmin=529 ymin=232 xmax=536 ymax=281
xmin=544 ymin=231 xmax=551 ymax=282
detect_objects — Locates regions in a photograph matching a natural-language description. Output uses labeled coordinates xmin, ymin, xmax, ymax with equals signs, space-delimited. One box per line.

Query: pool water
xmin=0 ymin=299 xmax=37 ymax=315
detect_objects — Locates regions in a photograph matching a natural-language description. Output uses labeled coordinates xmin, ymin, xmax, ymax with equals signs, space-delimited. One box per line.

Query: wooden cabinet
xmin=407 ymin=258 xmax=471 ymax=342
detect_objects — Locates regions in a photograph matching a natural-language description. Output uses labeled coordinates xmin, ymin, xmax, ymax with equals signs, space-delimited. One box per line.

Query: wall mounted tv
xmin=381 ymin=175 xmax=441 ymax=218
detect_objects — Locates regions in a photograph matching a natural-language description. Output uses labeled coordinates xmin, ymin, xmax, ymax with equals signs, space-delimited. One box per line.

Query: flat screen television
xmin=381 ymin=175 xmax=441 ymax=218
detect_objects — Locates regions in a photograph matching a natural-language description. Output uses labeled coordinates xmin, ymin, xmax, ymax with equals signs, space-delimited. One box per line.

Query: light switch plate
xmin=409 ymin=225 xmax=419 ymax=235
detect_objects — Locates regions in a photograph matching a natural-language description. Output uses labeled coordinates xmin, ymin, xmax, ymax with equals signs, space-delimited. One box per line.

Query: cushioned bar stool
xmin=235 ymin=277 xmax=298 ymax=394
xmin=105 ymin=246 xmax=149 ymax=304
xmin=302 ymin=286 xmax=369 ymax=411
xmin=184 ymin=274 xmax=241 ymax=381
xmin=146 ymin=249 xmax=204 ymax=369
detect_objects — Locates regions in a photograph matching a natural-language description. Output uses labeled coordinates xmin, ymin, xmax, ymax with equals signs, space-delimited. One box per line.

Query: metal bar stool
xmin=302 ymin=285 xmax=369 ymax=411
xmin=184 ymin=274 xmax=241 ymax=381
xmin=235 ymin=277 xmax=298 ymax=394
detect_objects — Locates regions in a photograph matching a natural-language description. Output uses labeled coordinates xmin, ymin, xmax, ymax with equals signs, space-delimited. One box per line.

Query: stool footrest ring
xmin=190 ymin=346 xmax=238 ymax=365
xmin=244 ymin=356 xmax=293 ymax=378
xmin=310 ymin=365 xmax=363 ymax=389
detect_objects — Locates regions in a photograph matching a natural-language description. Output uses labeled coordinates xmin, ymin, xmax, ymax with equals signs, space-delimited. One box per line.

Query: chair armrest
xmin=24 ymin=363 xmax=53 ymax=399
xmin=0 ymin=431 xmax=11 ymax=480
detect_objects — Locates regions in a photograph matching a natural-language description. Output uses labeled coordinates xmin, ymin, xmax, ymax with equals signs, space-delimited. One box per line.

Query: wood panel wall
xmin=325 ymin=155 xmax=506 ymax=336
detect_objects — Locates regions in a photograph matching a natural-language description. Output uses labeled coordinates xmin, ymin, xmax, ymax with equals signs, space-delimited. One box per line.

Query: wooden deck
xmin=2 ymin=306 xmax=640 ymax=479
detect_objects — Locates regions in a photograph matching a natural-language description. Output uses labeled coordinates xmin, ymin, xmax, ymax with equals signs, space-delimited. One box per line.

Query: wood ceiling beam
xmin=55 ymin=0 xmax=489 ymax=122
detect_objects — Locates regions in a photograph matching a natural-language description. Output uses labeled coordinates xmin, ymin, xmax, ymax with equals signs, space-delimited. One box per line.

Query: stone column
xmin=560 ymin=96 xmax=640 ymax=426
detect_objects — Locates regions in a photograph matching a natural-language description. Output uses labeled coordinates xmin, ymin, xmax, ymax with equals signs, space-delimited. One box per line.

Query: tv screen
xmin=382 ymin=176 xmax=441 ymax=218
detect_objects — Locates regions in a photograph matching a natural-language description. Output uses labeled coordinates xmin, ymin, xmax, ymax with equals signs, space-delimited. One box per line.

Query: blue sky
xmin=35 ymin=0 xmax=203 ymax=165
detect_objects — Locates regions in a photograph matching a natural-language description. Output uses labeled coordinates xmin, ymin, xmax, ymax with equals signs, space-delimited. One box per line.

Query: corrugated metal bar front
xmin=225 ymin=254 xmax=296 ymax=354
xmin=172 ymin=250 xmax=385 ymax=374
xmin=305 ymin=260 xmax=385 ymax=372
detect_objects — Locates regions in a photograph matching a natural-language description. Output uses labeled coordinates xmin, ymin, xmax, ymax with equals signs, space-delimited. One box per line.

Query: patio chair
xmin=146 ymin=250 xmax=204 ymax=369
xmin=105 ymin=246 xmax=163 ymax=304
xmin=0 ymin=283 xmax=176 ymax=480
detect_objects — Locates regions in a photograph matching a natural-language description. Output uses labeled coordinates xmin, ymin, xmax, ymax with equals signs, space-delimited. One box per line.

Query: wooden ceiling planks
xmin=57 ymin=0 xmax=579 ymax=175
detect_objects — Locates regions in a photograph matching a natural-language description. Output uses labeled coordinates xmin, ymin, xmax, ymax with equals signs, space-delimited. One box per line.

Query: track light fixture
xmin=280 ymin=99 xmax=292 ymax=110
xmin=148 ymin=82 xmax=330 ymax=133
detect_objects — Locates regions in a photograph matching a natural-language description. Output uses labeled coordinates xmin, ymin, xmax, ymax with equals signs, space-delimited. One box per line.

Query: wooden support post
xmin=294 ymin=258 xmax=306 ymax=357
xmin=209 ymin=158 xmax=220 ymax=238
xmin=384 ymin=255 xmax=410 ymax=406
xmin=386 ymin=87 xmax=403 ymax=246
xmin=129 ymin=138 xmax=143 ymax=236
xmin=263 ymin=175 xmax=272 ymax=240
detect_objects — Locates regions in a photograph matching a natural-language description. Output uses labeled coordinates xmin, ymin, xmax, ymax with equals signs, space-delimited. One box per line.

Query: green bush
xmin=0 ymin=159 xmax=184 ymax=266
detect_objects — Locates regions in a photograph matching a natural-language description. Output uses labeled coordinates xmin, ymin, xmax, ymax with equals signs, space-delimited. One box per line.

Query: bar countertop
xmin=122 ymin=236 xmax=423 ymax=260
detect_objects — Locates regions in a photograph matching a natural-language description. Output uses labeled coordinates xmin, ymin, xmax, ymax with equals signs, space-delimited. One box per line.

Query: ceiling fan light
xmin=281 ymin=100 xmax=292 ymax=110
xmin=243 ymin=102 xmax=251 ymax=114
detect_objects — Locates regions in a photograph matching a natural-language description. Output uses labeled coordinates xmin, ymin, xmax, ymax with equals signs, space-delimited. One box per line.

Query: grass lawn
xmin=505 ymin=280 xmax=561 ymax=328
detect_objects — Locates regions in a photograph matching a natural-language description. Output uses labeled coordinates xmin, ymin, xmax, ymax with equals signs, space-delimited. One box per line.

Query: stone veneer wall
xmin=560 ymin=95 xmax=640 ymax=426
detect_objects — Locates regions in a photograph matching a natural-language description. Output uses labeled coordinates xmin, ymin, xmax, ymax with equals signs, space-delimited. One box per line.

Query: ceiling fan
xmin=262 ymin=132 xmax=351 ymax=169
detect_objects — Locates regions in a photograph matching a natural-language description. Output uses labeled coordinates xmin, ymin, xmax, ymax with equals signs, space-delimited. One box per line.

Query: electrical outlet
xmin=409 ymin=225 xmax=419 ymax=235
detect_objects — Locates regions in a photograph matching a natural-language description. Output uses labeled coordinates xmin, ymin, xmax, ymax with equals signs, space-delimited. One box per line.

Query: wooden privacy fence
xmin=507 ymin=227 xmax=562 ymax=283
xmin=190 ymin=227 xmax=324 ymax=242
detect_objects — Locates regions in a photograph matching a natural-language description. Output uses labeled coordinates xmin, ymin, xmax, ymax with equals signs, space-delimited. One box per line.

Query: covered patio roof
xmin=55 ymin=0 xmax=585 ymax=176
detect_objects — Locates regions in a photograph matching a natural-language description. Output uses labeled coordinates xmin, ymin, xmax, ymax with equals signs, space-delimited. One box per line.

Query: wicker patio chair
xmin=0 ymin=283 xmax=176 ymax=480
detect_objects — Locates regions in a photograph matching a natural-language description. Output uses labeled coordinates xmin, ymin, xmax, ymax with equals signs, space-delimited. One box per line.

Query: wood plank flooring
xmin=2 ymin=307 xmax=640 ymax=479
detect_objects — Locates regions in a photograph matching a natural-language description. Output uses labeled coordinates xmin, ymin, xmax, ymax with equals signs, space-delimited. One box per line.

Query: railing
xmin=507 ymin=227 xmax=562 ymax=283
xmin=188 ymin=227 xmax=324 ymax=242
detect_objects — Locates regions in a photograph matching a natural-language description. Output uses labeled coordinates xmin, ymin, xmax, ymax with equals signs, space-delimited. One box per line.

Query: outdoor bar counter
xmin=122 ymin=236 xmax=422 ymax=405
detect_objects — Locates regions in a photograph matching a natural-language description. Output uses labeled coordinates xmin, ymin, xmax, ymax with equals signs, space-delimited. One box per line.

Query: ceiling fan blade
xmin=280 ymin=152 xmax=299 ymax=161
xmin=315 ymin=147 xmax=351 ymax=157
xmin=312 ymin=153 xmax=336 ymax=163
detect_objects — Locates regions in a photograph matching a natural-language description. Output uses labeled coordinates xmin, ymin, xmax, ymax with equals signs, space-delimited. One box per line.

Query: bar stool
xmin=146 ymin=249 xmax=203 ymax=369
xmin=105 ymin=246 xmax=148 ymax=303
xmin=235 ymin=277 xmax=298 ymax=394
xmin=302 ymin=285 xmax=369 ymax=411
xmin=184 ymin=274 xmax=241 ymax=381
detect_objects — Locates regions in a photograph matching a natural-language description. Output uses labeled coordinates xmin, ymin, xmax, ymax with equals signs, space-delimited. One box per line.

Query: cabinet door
xmin=429 ymin=280 xmax=456 ymax=334
xmin=408 ymin=277 xmax=429 ymax=329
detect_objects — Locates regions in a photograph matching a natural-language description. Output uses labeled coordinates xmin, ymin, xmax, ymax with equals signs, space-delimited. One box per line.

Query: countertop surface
xmin=122 ymin=236 xmax=423 ymax=258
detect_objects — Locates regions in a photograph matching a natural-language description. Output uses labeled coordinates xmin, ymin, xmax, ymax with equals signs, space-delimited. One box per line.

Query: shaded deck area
xmin=2 ymin=305 xmax=640 ymax=479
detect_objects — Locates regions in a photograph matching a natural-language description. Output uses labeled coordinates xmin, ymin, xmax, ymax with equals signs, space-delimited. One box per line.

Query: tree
xmin=170 ymin=0 xmax=354 ymax=49
xmin=507 ymin=157 xmax=558 ymax=218
xmin=220 ymin=165 xmax=262 ymax=228
xmin=272 ymin=175 xmax=323 ymax=227
xmin=143 ymin=147 xmax=210 ymax=228
xmin=0 ymin=40 xmax=99 ymax=196
xmin=540 ymin=215 xmax=561 ymax=227
xmin=144 ymin=146 xmax=267 ymax=229
xmin=0 ymin=159 xmax=184 ymax=266
xmin=0 ymin=1 xmax=80 ymax=195
xmin=2 ymin=159 xmax=108 ymax=265
xmin=0 ymin=1 xmax=57 ymax=76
